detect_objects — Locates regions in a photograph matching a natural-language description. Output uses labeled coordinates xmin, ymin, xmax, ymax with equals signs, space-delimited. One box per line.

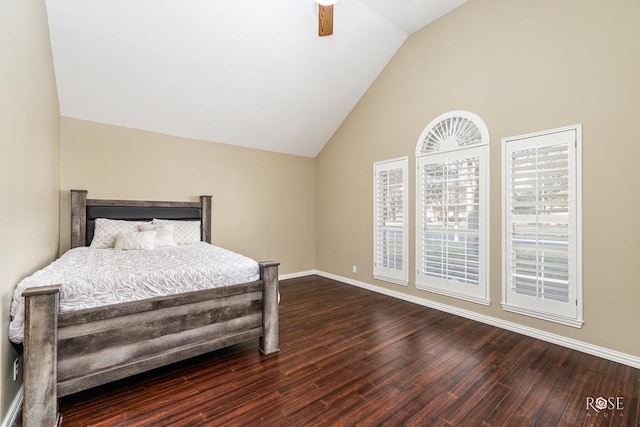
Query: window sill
xmin=416 ymin=284 xmax=490 ymax=306
xmin=374 ymin=274 xmax=408 ymax=286
xmin=502 ymin=303 xmax=584 ymax=328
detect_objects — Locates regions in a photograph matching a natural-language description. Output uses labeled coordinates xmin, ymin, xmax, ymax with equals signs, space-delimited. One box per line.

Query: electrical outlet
xmin=13 ymin=358 xmax=19 ymax=381
xmin=352 ymin=265 xmax=357 ymax=273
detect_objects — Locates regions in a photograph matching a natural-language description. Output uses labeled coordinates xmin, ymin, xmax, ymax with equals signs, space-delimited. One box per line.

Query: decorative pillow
xmin=152 ymin=219 xmax=201 ymax=245
xmin=90 ymin=218 xmax=150 ymax=249
xmin=114 ymin=231 xmax=157 ymax=250
xmin=138 ymin=223 xmax=177 ymax=248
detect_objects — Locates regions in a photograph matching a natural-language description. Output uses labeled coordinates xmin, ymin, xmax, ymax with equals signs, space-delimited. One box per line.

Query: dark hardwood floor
xmin=59 ymin=275 xmax=639 ymax=426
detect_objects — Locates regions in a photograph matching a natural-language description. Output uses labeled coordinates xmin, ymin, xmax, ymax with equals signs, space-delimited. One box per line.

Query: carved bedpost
xmin=258 ymin=261 xmax=279 ymax=355
xmin=200 ymin=195 xmax=212 ymax=243
xmin=23 ymin=285 xmax=61 ymax=427
xmin=71 ymin=189 xmax=88 ymax=248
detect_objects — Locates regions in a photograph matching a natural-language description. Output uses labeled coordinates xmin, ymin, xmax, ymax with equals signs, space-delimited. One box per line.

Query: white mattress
xmin=9 ymin=242 xmax=259 ymax=343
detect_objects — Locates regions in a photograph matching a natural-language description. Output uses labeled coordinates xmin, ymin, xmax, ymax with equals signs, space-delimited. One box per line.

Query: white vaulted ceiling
xmin=46 ymin=0 xmax=467 ymax=157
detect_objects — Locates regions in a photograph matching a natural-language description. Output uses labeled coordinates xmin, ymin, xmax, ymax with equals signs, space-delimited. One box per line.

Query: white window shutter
xmin=420 ymin=155 xmax=481 ymax=285
xmin=502 ymin=126 xmax=582 ymax=327
xmin=374 ymin=158 xmax=408 ymax=285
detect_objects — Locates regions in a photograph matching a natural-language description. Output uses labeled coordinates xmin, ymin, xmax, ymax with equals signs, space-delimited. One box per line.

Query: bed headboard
xmin=70 ymin=190 xmax=212 ymax=248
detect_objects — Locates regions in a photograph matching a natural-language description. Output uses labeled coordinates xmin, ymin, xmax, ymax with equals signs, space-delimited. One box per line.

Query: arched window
xmin=415 ymin=111 xmax=490 ymax=305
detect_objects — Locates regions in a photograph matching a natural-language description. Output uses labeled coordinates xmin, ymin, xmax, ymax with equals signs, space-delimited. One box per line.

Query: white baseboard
xmin=1 ymin=386 xmax=22 ymax=427
xmin=314 ymin=270 xmax=640 ymax=370
xmin=279 ymin=270 xmax=317 ymax=281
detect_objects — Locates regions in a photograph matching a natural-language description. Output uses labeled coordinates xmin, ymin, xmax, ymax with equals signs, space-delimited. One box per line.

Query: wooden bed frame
xmin=22 ymin=190 xmax=279 ymax=426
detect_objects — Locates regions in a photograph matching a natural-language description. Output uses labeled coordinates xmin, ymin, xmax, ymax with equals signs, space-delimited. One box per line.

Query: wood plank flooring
xmin=59 ymin=275 xmax=640 ymax=426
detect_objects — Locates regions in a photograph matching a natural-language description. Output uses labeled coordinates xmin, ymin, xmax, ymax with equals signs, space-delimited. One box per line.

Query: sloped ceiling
xmin=46 ymin=0 xmax=467 ymax=157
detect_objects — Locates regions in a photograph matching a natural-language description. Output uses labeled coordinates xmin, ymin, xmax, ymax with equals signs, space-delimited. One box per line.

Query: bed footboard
xmin=22 ymin=262 xmax=279 ymax=427
xmin=22 ymin=285 xmax=61 ymax=427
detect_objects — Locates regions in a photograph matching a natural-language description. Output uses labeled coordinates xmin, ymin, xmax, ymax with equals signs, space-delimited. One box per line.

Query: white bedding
xmin=9 ymin=242 xmax=259 ymax=344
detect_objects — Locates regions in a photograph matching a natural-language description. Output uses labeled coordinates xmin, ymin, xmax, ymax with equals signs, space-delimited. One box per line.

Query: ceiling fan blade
xmin=318 ymin=4 xmax=334 ymax=37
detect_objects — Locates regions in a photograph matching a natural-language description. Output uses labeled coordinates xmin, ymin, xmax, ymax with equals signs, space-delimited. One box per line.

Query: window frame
xmin=415 ymin=111 xmax=490 ymax=305
xmin=501 ymin=124 xmax=583 ymax=327
xmin=373 ymin=156 xmax=409 ymax=286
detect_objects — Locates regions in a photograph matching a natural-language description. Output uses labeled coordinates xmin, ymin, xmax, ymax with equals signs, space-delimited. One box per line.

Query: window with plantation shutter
xmin=416 ymin=111 xmax=490 ymax=305
xmin=502 ymin=125 xmax=582 ymax=327
xmin=373 ymin=157 xmax=408 ymax=285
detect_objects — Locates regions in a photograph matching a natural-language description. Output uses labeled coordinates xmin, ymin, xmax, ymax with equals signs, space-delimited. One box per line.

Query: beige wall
xmin=3 ymin=1 xmax=639 ymax=421
xmin=0 ymin=0 xmax=60 ymax=419
xmin=316 ymin=0 xmax=640 ymax=357
xmin=59 ymin=117 xmax=316 ymax=275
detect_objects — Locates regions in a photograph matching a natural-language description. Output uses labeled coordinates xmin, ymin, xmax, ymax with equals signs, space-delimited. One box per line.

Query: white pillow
xmin=114 ymin=230 xmax=157 ymax=250
xmin=90 ymin=218 xmax=150 ymax=249
xmin=152 ymin=219 xmax=201 ymax=245
xmin=138 ymin=223 xmax=177 ymax=248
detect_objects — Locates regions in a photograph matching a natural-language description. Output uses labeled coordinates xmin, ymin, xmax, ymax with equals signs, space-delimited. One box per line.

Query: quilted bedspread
xmin=9 ymin=242 xmax=259 ymax=343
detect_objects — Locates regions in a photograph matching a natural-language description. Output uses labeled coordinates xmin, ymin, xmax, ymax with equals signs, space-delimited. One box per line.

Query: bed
xmin=16 ymin=190 xmax=279 ymax=426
